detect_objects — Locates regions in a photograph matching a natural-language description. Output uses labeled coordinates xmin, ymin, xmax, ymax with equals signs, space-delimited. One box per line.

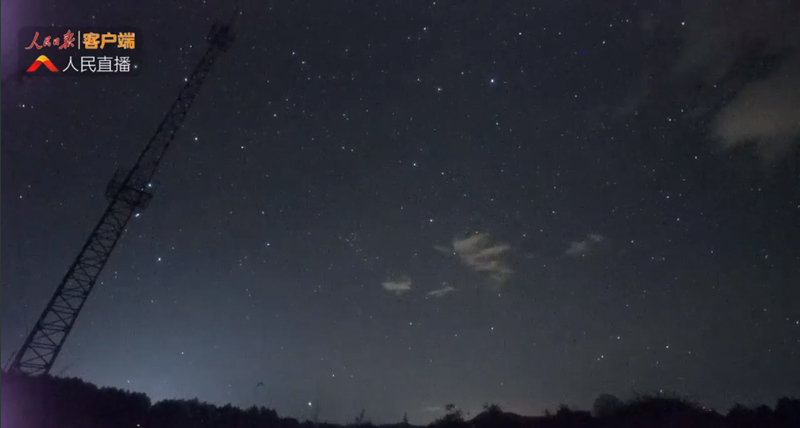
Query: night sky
xmin=2 ymin=0 xmax=800 ymax=424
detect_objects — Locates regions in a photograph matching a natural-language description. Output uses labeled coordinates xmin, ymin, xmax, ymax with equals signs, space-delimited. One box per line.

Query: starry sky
xmin=2 ymin=0 xmax=800 ymax=425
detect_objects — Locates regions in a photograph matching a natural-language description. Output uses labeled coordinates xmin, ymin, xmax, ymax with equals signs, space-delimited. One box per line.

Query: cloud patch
xmin=665 ymin=1 xmax=800 ymax=159
xmin=712 ymin=59 xmax=800 ymax=160
xmin=565 ymin=233 xmax=605 ymax=257
xmin=381 ymin=276 xmax=412 ymax=295
xmin=437 ymin=232 xmax=514 ymax=283
xmin=428 ymin=283 xmax=456 ymax=298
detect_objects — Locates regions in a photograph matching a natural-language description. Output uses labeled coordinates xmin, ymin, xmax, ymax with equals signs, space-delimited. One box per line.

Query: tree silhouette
xmin=483 ymin=403 xmax=503 ymax=415
xmin=432 ymin=403 xmax=465 ymax=428
xmin=775 ymin=397 xmax=800 ymax=425
xmin=593 ymin=393 xmax=624 ymax=417
xmin=352 ymin=408 xmax=372 ymax=427
xmin=2 ymin=370 xmax=799 ymax=428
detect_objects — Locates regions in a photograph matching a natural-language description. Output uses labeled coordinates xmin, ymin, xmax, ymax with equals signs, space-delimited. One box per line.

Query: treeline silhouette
xmin=2 ymin=370 xmax=799 ymax=428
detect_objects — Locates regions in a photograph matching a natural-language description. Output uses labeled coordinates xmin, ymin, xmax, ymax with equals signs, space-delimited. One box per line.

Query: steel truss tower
xmin=9 ymin=17 xmax=237 ymax=375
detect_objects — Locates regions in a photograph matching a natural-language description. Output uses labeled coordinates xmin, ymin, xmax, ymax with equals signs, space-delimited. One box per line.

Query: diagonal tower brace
xmin=9 ymin=18 xmax=236 ymax=376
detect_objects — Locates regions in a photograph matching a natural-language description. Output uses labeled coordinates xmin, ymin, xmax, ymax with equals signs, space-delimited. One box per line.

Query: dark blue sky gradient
xmin=2 ymin=0 xmax=799 ymax=424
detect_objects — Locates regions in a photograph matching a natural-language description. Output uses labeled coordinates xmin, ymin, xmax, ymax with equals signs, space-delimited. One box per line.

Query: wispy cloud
xmin=381 ymin=276 xmax=412 ymax=295
xmin=437 ymin=232 xmax=514 ymax=283
xmin=433 ymin=245 xmax=454 ymax=255
xmin=427 ymin=283 xmax=456 ymax=298
xmin=587 ymin=233 xmax=604 ymax=243
xmin=565 ymin=241 xmax=590 ymax=257
xmin=565 ymin=233 xmax=605 ymax=257
xmin=654 ymin=1 xmax=800 ymax=160
xmin=711 ymin=58 xmax=800 ymax=160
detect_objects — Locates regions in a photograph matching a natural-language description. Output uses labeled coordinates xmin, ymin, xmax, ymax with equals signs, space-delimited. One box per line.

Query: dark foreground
xmin=2 ymin=370 xmax=798 ymax=428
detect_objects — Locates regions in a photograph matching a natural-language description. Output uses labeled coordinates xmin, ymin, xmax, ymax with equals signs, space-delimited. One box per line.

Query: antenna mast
xmin=10 ymin=16 xmax=237 ymax=375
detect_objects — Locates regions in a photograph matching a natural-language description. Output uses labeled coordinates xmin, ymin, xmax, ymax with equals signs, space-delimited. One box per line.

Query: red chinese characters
xmin=60 ymin=30 xmax=76 ymax=50
xmin=26 ymin=30 xmax=76 ymax=50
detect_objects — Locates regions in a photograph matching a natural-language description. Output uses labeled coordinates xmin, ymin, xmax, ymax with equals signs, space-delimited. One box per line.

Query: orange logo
xmin=27 ymin=55 xmax=59 ymax=72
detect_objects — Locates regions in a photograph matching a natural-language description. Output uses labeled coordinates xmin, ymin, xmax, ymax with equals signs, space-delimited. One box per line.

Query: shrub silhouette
xmin=605 ymin=394 xmax=721 ymax=428
xmin=431 ymin=404 xmax=466 ymax=428
xmin=472 ymin=403 xmax=519 ymax=428
xmin=547 ymin=404 xmax=592 ymax=428
xmin=351 ymin=408 xmax=373 ymax=427
xmin=483 ymin=402 xmax=503 ymax=416
xmin=775 ymin=397 xmax=800 ymax=425
xmin=593 ymin=393 xmax=624 ymax=417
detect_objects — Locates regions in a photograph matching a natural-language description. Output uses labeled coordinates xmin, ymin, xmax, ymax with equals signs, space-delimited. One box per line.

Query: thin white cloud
xmin=565 ymin=241 xmax=590 ymax=257
xmin=566 ymin=233 xmax=605 ymax=257
xmin=437 ymin=232 xmax=514 ymax=283
xmin=588 ymin=233 xmax=605 ymax=243
xmin=433 ymin=245 xmax=455 ymax=256
xmin=667 ymin=1 xmax=800 ymax=159
xmin=428 ymin=284 xmax=456 ymax=298
xmin=381 ymin=277 xmax=412 ymax=295
xmin=712 ymin=58 xmax=800 ymax=160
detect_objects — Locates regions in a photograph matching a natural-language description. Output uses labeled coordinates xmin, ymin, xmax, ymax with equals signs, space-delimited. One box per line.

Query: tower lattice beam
xmin=9 ymin=17 xmax=237 ymax=376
